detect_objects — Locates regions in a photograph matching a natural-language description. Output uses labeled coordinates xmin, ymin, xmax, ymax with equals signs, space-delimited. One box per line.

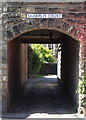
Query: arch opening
xmin=7 ymin=29 xmax=80 ymax=117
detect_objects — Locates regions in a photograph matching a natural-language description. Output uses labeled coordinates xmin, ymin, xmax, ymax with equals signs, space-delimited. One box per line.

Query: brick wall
xmin=2 ymin=2 xmax=86 ymax=41
xmin=61 ymin=36 xmax=80 ymax=109
xmin=39 ymin=63 xmax=57 ymax=75
xmin=21 ymin=44 xmax=28 ymax=85
xmin=7 ymin=38 xmax=22 ymax=107
xmin=1 ymin=1 xmax=86 ymax=113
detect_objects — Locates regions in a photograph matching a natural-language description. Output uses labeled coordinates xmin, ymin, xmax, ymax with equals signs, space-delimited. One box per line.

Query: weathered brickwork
xmin=1 ymin=1 xmax=86 ymax=115
xmin=2 ymin=2 xmax=86 ymax=41
xmin=0 ymin=1 xmax=2 ymax=117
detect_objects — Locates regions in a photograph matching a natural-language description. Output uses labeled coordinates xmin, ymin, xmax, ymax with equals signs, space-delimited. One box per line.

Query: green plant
xmin=81 ymin=96 xmax=86 ymax=106
xmin=78 ymin=76 xmax=86 ymax=94
xmin=28 ymin=44 xmax=54 ymax=78
xmin=31 ymin=44 xmax=54 ymax=63
xmin=28 ymin=46 xmax=42 ymax=78
xmin=76 ymin=76 xmax=86 ymax=107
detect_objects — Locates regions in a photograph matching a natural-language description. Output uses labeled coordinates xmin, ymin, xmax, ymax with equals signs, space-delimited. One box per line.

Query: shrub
xmin=28 ymin=46 xmax=42 ymax=78
xmin=28 ymin=44 xmax=54 ymax=78
xmin=31 ymin=44 xmax=54 ymax=63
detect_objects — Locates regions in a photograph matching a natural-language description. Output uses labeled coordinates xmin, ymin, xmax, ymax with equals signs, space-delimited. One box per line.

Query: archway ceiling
xmin=20 ymin=29 xmax=65 ymax=43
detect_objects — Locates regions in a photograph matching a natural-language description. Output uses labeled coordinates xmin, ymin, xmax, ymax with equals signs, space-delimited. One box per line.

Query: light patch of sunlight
xmin=44 ymin=75 xmax=57 ymax=78
xmin=28 ymin=113 xmax=84 ymax=118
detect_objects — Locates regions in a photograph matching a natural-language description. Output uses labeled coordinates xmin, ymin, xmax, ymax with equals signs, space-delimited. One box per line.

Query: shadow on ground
xmin=3 ymin=76 xmax=77 ymax=118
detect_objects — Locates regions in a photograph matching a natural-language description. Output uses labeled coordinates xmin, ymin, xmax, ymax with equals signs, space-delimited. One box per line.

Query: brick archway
xmin=1 ymin=2 xmax=86 ymax=115
xmin=4 ymin=19 xmax=85 ymax=42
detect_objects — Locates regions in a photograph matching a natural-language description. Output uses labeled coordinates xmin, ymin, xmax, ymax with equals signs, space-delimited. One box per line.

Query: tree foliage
xmin=28 ymin=44 xmax=54 ymax=78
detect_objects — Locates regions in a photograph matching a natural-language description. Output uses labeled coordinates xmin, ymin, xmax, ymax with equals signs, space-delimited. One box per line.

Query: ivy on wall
xmin=77 ymin=76 xmax=86 ymax=107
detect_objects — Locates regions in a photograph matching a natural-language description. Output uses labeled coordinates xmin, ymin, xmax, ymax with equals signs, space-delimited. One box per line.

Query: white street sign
xmin=27 ymin=14 xmax=62 ymax=18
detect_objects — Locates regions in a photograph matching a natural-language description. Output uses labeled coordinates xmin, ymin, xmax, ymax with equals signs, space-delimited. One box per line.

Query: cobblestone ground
xmin=3 ymin=75 xmax=84 ymax=118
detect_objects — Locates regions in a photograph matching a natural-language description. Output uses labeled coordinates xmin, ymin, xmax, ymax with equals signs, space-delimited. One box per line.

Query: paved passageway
xmin=18 ymin=75 xmax=72 ymax=113
xmin=3 ymin=75 xmax=83 ymax=118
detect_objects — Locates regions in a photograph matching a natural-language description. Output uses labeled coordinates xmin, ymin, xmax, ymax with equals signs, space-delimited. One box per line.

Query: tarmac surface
xmin=3 ymin=75 xmax=84 ymax=119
